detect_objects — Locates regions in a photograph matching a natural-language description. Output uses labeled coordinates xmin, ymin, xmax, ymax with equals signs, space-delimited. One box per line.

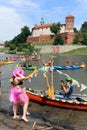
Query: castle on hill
xmin=27 ymin=14 xmax=76 ymax=45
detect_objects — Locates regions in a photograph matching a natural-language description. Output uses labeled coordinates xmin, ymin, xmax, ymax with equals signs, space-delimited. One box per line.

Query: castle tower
xmin=40 ymin=17 xmax=44 ymax=25
xmin=65 ymin=14 xmax=74 ymax=32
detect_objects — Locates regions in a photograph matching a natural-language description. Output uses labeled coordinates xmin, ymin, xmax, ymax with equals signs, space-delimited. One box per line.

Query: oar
xmin=43 ymin=73 xmax=51 ymax=97
xmin=50 ymin=56 xmax=54 ymax=98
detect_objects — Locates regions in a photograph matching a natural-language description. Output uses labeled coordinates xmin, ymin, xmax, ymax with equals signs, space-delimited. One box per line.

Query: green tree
xmin=12 ymin=26 xmax=31 ymax=44
xmin=80 ymin=21 xmax=87 ymax=45
xmin=53 ymin=35 xmax=64 ymax=45
xmin=50 ymin=22 xmax=61 ymax=35
xmin=74 ymin=27 xmax=79 ymax=33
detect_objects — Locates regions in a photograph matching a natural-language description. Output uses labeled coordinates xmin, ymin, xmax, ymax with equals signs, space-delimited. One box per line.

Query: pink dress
xmin=9 ymin=86 xmax=29 ymax=104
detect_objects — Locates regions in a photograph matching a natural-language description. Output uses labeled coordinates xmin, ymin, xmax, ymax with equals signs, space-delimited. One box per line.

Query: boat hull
xmin=3 ymin=61 xmax=13 ymax=65
xmin=26 ymin=90 xmax=87 ymax=111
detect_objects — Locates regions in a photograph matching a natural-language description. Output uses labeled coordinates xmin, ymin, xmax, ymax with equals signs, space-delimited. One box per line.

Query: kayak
xmin=23 ymin=66 xmax=37 ymax=70
xmin=3 ymin=61 xmax=13 ymax=65
xmin=16 ymin=63 xmax=37 ymax=70
xmin=54 ymin=65 xmax=80 ymax=70
xmin=39 ymin=65 xmax=80 ymax=71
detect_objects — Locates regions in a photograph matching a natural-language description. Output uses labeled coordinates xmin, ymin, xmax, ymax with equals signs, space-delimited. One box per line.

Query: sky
xmin=0 ymin=0 xmax=87 ymax=42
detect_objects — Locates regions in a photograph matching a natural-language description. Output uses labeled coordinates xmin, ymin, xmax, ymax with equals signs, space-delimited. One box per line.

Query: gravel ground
xmin=0 ymin=108 xmax=69 ymax=130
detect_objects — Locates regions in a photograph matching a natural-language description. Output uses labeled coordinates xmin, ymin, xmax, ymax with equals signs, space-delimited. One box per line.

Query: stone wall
xmin=27 ymin=32 xmax=76 ymax=45
xmin=61 ymin=32 xmax=76 ymax=45
xmin=36 ymin=45 xmax=87 ymax=54
xmin=27 ymin=35 xmax=54 ymax=43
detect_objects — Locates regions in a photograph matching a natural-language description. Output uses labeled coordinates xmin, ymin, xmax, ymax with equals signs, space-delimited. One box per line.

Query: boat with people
xmin=26 ymin=88 xmax=87 ymax=111
xmin=53 ymin=65 xmax=81 ymax=70
xmin=43 ymin=59 xmax=86 ymax=70
xmin=16 ymin=63 xmax=37 ymax=70
xmin=23 ymin=66 xmax=37 ymax=70
xmin=26 ymin=58 xmax=87 ymax=111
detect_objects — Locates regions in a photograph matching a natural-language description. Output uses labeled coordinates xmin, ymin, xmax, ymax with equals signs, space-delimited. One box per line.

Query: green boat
xmin=23 ymin=66 xmax=37 ymax=70
xmin=16 ymin=63 xmax=37 ymax=70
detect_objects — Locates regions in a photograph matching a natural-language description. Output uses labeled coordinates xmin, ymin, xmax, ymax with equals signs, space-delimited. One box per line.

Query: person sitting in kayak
xmin=59 ymin=77 xmax=73 ymax=99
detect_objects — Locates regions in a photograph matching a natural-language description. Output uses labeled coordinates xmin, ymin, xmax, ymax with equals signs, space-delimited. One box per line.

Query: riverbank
xmin=36 ymin=45 xmax=87 ymax=54
xmin=0 ymin=107 xmax=68 ymax=130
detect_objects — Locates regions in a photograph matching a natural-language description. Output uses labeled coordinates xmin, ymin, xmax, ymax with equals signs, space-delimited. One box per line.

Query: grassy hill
xmin=64 ymin=47 xmax=87 ymax=55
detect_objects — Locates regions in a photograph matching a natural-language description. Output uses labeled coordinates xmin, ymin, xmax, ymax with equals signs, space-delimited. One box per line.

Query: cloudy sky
xmin=0 ymin=0 xmax=87 ymax=42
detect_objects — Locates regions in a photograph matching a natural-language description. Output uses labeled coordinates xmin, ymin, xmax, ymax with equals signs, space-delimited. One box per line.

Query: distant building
xmin=27 ymin=14 xmax=76 ymax=45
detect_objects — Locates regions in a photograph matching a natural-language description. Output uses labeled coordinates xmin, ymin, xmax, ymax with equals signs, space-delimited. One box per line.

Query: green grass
xmin=64 ymin=47 xmax=87 ymax=55
xmin=0 ymin=47 xmax=8 ymax=52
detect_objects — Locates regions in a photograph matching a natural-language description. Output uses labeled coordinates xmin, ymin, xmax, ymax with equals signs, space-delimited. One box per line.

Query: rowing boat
xmin=26 ymin=89 xmax=87 ymax=111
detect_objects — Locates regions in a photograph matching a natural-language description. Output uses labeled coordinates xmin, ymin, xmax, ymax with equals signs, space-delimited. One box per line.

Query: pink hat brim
xmin=13 ymin=68 xmax=24 ymax=77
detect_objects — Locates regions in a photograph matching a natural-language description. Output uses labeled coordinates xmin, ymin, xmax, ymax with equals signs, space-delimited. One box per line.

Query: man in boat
xmin=60 ymin=77 xmax=73 ymax=99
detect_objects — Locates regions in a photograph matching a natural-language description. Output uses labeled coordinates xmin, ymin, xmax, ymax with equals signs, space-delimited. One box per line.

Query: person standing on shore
xmin=9 ymin=68 xmax=37 ymax=122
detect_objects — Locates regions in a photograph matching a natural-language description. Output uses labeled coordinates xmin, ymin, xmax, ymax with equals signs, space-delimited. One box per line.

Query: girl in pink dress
xmin=9 ymin=68 xmax=37 ymax=122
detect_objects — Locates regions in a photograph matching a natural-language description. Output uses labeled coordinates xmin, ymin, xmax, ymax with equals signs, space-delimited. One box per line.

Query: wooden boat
xmin=26 ymin=59 xmax=87 ymax=111
xmin=53 ymin=65 xmax=80 ymax=70
xmin=26 ymin=89 xmax=87 ymax=111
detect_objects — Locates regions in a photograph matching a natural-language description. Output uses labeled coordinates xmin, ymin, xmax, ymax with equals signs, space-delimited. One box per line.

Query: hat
xmin=13 ymin=68 xmax=24 ymax=77
xmin=66 ymin=77 xmax=72 ymax=82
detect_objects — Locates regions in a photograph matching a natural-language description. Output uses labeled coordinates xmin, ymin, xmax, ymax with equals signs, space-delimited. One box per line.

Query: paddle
xmin=50 ymin=58 xmax=54 ymax=98
xmin=43 ymin=73 xmax=51 ymax=97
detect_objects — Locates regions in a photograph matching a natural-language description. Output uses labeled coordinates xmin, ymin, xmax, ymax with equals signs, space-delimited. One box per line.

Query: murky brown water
xmin=0 ymin=53 xmax=87 ymax=130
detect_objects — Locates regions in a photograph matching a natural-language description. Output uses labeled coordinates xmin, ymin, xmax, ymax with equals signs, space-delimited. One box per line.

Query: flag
xmin=80 ymin=84 xmax=87 ymax=91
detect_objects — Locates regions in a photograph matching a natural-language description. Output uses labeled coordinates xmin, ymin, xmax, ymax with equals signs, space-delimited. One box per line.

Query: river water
xmin=0 ymin=53 xmax=87 ymax=130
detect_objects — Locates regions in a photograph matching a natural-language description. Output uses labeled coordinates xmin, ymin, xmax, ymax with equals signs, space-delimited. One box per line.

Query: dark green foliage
xmin=53 ymin=35 xmax=64 ymax=45
xmin=12 ymin=26 xmax=31 ymax=44
xmin=80 ymin=21 xmax=87 ymax=45
xmin=4 ymin=26 xmax=31 ymax=51
xmin=50 ymin=22 xmax=61 ymax=35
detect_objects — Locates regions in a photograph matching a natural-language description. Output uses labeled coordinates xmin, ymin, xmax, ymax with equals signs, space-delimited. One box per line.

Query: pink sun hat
xmin=13 ymin=68 xmax=24 ymax=77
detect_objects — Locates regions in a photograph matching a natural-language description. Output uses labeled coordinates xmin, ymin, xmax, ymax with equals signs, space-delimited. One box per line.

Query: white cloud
xmin=0 ymin=0 xmax=87 ymax=41
xmin=0 ymin=6 xmax=25 ymax=41
xmin=8 ymin=0 xmax=40 ymax=8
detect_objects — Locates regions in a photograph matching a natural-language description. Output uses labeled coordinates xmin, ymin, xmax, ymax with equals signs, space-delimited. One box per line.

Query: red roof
xmin=66 ymin=14 xmax=74 ymax=18
xmin=32 ymin=23 xmax=65 ymax=30
xmin=32 ymin=23 xmax=53 ymax=30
